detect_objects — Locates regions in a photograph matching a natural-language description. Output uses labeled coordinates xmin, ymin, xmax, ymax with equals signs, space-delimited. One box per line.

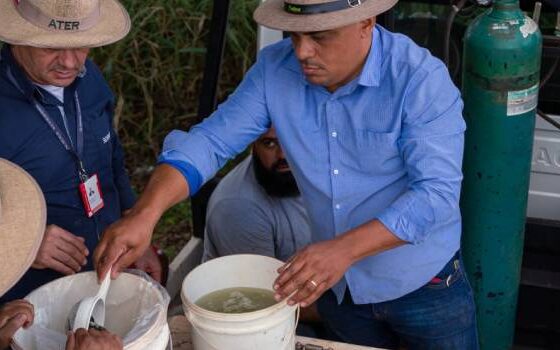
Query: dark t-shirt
xmin=203 ymin=157 xmax=311 ymax=262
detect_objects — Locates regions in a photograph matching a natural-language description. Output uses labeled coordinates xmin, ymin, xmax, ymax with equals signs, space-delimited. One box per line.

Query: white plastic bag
xmin=13 ymin=269 xmax=170 ymax=350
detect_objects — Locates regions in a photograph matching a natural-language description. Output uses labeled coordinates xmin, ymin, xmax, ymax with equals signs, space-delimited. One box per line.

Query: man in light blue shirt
xmin=95 ymin=0 xmax=477 ymax=348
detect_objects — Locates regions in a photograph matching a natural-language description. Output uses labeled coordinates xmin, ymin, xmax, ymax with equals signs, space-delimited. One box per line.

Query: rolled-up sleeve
xmin=158 ymin=54 xmax=271 ymax=193
xmin=378 ymin=65 xmax=466 ymax=244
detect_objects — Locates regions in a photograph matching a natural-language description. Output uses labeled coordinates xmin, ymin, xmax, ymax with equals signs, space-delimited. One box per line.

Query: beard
xmin=252 ymin=154 xmax=300 ymax=198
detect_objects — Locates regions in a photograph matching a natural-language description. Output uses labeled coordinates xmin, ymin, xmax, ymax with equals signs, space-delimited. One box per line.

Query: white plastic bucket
xmin=181 ymin=254 xmax=298 ymax=350
xmin=12 ymin=270 xmax=170 ymax=350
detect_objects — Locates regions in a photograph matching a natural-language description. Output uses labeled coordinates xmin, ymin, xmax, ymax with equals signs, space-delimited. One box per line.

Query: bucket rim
xmin=181 ymin=254 xmax=285 ymax=291
xmin=181 ymin=254 xmax=293 ymax=320
xmin=183 ymin=254 xmax=284 ymax=280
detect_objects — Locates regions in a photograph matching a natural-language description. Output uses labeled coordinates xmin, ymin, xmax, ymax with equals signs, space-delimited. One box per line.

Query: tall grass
xmin=91 ymin=0 xmax=259 ymax=258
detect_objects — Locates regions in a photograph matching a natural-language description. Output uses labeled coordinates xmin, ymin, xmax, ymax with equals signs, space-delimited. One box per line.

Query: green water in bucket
xmin=195 ymin=287 xmax=277 ymax=313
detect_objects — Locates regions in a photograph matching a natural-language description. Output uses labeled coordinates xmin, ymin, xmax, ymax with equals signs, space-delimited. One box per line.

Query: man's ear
xmin=360 ymin=17 xmax=376 ymax=38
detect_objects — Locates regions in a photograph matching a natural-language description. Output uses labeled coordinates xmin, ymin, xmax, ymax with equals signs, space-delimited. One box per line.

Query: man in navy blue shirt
xmin=0 ymin=0 xmax=159 ymax=304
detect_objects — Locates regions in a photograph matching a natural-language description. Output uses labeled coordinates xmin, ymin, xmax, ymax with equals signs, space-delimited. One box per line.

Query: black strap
xmin=284 ymin=0 xmax=365 ymax=15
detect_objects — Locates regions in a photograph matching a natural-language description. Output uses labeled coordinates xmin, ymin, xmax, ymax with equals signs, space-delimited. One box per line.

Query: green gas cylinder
xmin=460 ymin=0 xmax=542 ymax=349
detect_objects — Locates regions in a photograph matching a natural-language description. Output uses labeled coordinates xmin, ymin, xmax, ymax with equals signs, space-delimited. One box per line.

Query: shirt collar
xmin=1 ymin=45 xmax=36 ymax=102
xmin=35 ymin=85 xmax=64 ymax=106
xmin=358 ymin=25 xmax=383 ymax=88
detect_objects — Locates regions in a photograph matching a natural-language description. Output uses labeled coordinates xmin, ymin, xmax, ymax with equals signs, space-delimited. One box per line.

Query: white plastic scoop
xmin=67 ymin=268 xmax=112 ymax=331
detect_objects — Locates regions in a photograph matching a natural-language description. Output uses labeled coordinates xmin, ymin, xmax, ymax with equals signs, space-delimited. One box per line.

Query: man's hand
xmin=32 ymin=225 xmax=88 ymax=275
xmin=133 ymin=247 xmax=163 ymax=283
xmin=93 ymin=211 xmax=154 ymax=282
xmin=94 ymin=164 xmax=190 ymax=282
xmin=65 ymin=328 xmax=122 ymax=350
xmin=0 ymin=300 xmax=34 ymax=350
xmin=273 ymin=220 xmax=406 ymax=307
xmin=273 ymin=239 xmax=353 ymax=308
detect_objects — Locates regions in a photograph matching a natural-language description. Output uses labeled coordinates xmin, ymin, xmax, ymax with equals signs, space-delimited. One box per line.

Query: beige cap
xmin=254 ymin=0 xmax=398 ymax=32
xmin=0 ymin=0 xmax=131 ymax=48
xmin=0 ymin=159 xmax=46 ymax=296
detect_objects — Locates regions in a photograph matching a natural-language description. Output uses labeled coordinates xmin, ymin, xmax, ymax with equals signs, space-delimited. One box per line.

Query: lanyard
xmin=7 ymin=67 xmax=88 ymax=182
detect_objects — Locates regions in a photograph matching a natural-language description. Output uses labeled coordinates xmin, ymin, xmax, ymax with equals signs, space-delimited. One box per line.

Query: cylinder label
xmin=507 ymin=84 xmax=539 ymax=116
xmin=520 ymin=17 xmax=538 ymax=38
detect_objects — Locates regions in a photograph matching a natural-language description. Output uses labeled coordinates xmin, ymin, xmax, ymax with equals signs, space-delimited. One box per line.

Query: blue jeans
xmin=317 ymin=252 xmax=479 ymax=349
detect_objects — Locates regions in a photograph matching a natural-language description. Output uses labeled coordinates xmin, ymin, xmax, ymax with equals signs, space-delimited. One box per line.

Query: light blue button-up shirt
xmin=160 ymin=25 xmax=466 ymax=304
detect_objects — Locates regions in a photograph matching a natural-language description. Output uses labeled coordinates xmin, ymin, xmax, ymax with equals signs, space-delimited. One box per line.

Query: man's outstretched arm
xmin=93 ymin=164 xmax=189 ymax=281
xmin=94 ymin=50 xmax=272 ymax=282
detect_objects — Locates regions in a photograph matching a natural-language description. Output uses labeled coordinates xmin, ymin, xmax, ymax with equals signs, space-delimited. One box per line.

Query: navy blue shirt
xmin=0 ymin=45 xmax=136 ymax=302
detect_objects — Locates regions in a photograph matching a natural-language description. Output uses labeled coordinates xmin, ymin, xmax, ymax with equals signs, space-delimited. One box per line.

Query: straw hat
xmin=254 ymin=0 xmax=398 ymax=32
xmin=0 ymin=159 xmax=46 ymax=296
xmin=0 ymin=0 xmax=131 ymax=48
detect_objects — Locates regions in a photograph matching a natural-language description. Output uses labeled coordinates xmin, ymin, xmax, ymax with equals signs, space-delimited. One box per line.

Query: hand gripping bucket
xmin=181 ymin=254 xmax=299 ymax=350
xmin=12 ymin=270 xmax=171 ymax=350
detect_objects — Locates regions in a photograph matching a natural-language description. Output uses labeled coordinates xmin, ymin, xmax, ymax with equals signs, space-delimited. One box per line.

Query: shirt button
xmin=333 ymin=169 xmax=339 ymax=175
xmin=335 ymin=204 xmax=341 ymax=210
xmin=331 ymin=131 xmax=338 ymax=138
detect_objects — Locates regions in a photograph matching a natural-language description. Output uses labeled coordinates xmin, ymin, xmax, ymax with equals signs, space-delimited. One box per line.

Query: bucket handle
xmin=186 ymin=305 xmax=300 ymax=350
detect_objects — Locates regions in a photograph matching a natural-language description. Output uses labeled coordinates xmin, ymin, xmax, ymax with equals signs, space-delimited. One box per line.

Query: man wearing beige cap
xmin=96 ymin=0 xmax=477 ymax=348
xmin=0 ymin=0 xmax=162 ymax=303
xmin=0 ymin=158 xmax=44 ymax=350
xmin=0 ymin=159 xmax=122 ymax=350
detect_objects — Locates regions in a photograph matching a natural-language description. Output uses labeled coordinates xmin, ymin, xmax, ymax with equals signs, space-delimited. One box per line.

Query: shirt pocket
xmin=82 ymin=110 xmax=113 ymax=177
xmin=340 ymin=128 xmax=402 ymax=175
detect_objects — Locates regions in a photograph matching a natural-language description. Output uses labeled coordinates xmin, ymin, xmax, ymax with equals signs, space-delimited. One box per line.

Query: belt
xmin=429 ymin=251 xmax=462 ymax=287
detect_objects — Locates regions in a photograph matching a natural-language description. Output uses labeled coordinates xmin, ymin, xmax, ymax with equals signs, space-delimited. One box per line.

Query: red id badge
xmin=79 ymin=174 xmax=104 ymax=217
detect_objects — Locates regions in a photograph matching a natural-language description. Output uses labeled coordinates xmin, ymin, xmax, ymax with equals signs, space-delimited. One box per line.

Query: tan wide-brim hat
xmin=0 ymin=159 xmax=46 ymax=296
xmin=0 ymin=0 xmax=131 ymax=48
xmin=255 ymin=0 xmax=398 ymax=32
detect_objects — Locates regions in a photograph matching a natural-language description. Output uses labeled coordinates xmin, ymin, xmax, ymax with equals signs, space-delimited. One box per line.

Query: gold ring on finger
xmin=309 ymin=279 xmax=318 ymax=288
